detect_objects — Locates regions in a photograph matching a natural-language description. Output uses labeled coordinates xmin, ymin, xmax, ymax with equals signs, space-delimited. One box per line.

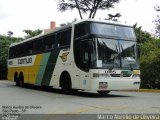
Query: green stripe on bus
xmin=41 ymin=49 xmax=60 ymax=86
xmin=35 ymin=53 xmax=51 ymax=86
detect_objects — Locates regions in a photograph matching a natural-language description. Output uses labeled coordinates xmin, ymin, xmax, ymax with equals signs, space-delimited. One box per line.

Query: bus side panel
xmin=22 ymin=67 xmax=28 ymax=83
xmin=8 ymin=67 xmax=15 ymax=81
xmin=41 ymin=50 xmax=60 ymax=86
xmin=27 ymin=54 xmax=43 ymax=84
xmin=35 ymin=53 xmax=51 ymax=86
xmin=49 ymin=50 xmax=81 ymax=89
xmin=8 ymin=54 xmax=43 ymax=85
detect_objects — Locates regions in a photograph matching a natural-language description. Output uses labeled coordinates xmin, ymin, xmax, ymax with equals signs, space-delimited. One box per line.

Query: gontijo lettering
xmin=18 ymin=57 xmax=32 ymax=64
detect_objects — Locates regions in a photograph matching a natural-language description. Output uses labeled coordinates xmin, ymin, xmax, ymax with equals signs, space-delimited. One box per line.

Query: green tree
xmin=133 ymin=23 xmax=152 ymax=44
xmin=133 ymin=24 xmax=152 ymax=59
xmin=132 ymin=24 xmax=160 ymax=89
xmin=57 ymin=0 xmax=120 ymax=19
xmin=153 ymin=5 xmax=160 ymax=38
xmin=0 ymin=35 xmax=23 ymax=79
xmin=23 ymin=29 xmax=43 ymax=39
xmin=140 ymin=38 xmax=160 ymax=89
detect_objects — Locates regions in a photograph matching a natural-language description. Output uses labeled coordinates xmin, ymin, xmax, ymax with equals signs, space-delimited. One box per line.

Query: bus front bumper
xmin=89 ymin=78 xmax=141 ymax=91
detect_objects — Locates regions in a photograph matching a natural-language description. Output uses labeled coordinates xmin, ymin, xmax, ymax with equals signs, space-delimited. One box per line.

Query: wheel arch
xmin=59 ymin=71 xmax=72 ymax=88
xmin=14 ymin=72 xmax=19 ymax=82
xmin=19 ymin=71 xmax=24 ymax=78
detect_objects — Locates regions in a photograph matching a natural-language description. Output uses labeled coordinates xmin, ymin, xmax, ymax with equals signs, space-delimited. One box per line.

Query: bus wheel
xmin=97 ymin=91 xmax=110 ymax=96
xmin=19 ymin=73 xmax=24 ymax=88
xmin=60 ymin=72 xmax=71 ymax=94
xmin=14 ymin=72 xmax=19 ymax=86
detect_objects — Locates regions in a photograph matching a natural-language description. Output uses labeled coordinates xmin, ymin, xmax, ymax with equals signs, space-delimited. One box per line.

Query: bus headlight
xmin=93 ymin=73 xmax=110 ymax=78
xmin=132 ymin=70 xmax=140 ymax=78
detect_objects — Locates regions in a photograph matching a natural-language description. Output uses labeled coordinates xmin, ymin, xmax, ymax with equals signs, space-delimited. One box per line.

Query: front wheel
xmin=60 ymin=73 xmax=72 ymax=94
xmin=97 ymin=91 xmax=110 ymax=96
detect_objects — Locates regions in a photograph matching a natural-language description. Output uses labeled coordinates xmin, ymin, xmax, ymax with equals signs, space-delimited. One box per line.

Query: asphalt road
xmin=0 ymin=80 xmax=160 ymax=120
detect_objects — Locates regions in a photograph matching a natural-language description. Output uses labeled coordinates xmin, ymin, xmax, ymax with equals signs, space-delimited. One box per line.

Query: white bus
xmin=8 ymin=19 xmax=140 ymax=95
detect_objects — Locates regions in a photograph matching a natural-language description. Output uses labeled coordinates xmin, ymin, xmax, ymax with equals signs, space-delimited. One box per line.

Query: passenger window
xmin=44 ymin=35 xmax=55 ymax=50
xmin=26 ymin=42 xmax=33 ymax=54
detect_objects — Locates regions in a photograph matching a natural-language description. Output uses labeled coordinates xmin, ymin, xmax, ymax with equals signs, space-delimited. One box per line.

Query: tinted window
xmin=33 ymin=39 xmax=43 ymax=53
xmin=74 ymin=22 xmax=88 ymax=39
xmin=8 ymin=28 xmax=72 ymax=59
xmin=59 ymin=29 xmax=71 ymax=47
xmin=67 ymin=29 xmax=71 ymax=44
xmin=18 ymin=44 xmax=25 ymax=57
xmin=60 ymin=31 xmax=66 ymax=46
xmin=25 ymin=42 xmax=33 ymax=54
xmin=74 ymin=40 xmax=96 ymax=71
xmin=44 ymin=35 xmax=55 ymax=50
xmin=90 ymin=23 xmax=136 ymax=40
xmin=9 ymin=47 xmax=14 ymax=59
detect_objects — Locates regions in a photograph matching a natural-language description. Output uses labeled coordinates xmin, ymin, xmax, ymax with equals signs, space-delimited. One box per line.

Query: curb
xmin=138 ymin=89 xmax=160 ymax=93
xmin=121 ymin=89 xmax=160 ymax=93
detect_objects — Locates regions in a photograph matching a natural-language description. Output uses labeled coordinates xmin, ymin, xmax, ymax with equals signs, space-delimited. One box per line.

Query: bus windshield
xmin=74 ymin=38 xmax=139 ymax=71
xmin=97 ymin=38 xmax=139 ymax=69
xmin=90 ymin=22 xmax=136 ymax=40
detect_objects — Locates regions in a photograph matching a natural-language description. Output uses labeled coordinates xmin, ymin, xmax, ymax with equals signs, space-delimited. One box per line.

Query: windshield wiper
xmin=109 ymin=65 xmax=114 ymax=70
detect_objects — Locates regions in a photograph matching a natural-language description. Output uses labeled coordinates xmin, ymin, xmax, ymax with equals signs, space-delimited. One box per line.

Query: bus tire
xmin=19 ymin=72 xmax=24 ymax=88
xmin=60 ymin=72 xmax=72 ymax=94
xmin=97 ymin=91 xmax=110 ymax=96
xmin=14 ymin=72 xmax=19 ymax=86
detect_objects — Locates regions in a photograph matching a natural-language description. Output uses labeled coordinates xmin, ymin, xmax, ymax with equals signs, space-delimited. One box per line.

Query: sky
xmin=0 ymin=0 xmax=160 ymax=37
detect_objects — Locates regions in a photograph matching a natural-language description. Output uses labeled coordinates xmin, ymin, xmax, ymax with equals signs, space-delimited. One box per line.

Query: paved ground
xmin=0 ymin=80 xmax=160 ymax=120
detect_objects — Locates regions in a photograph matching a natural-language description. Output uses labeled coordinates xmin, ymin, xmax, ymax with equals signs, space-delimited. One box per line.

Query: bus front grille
xmin=110 ymin=74 xmax=132 ymax=77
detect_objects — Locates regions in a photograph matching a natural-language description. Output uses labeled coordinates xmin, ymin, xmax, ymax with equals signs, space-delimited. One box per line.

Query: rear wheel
xmin=60 ymin=72 xmax=72 ymax=94
xmin=14 ymin=73 xmax=19 ymax=86
xmin=19 ymin=73 xmax=24 ymax=88
xmin=97 ymin=91 xmax=110 ymax=96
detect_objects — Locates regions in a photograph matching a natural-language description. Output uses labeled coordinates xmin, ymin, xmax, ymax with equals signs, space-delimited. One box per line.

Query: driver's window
xmin=74 ymin=39 xmax=96 ymax=71
xmin=84 ymin=52 xmax=89 ymax=62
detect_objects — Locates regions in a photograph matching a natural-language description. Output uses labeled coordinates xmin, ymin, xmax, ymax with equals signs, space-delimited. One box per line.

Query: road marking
xmin=69 ymin=105 xmax=128 ymax=113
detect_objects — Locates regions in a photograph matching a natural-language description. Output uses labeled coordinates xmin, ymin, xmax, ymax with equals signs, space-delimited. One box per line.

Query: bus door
xmin=75 ymin=39 xmax=95 ymax=90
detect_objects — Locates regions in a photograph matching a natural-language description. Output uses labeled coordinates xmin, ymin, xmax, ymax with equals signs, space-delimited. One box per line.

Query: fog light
xmin=132 ymin=74 xmax=140 ymax=78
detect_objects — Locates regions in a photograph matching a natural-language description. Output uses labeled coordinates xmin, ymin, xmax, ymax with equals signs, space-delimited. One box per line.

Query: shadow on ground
xmin=0 ymin=81 xmax=132 ymax=98
xmin=21 ymin=84 xmax=132 ymax=98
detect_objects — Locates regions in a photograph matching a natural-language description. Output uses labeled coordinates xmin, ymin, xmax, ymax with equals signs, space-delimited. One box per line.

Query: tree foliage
xmin=133 ymin=24 xmax=152 ymax=58
xmin=133 ymin=24 xmax=160 ymax=89
xmin=153 ymin=5 xmax=160 ymax=38
xmin=133 ymin=23 xmax=152 ymax=44
xmin=57 ymin=0 xmax=120 ymax=19
xmin=140 ymin=39 xmax=160 ymax=89
xmin=23 ymin=29 xmax=43 ymax=39
xmin=0 ymin=35 xmax=23 ymax=79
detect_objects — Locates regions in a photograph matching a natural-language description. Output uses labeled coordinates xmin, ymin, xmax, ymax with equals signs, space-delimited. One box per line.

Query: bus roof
xmin=74 ymin=18 xmax=132 ymax=27
xmin=9 ymin=19 xmax=132 ymax=47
